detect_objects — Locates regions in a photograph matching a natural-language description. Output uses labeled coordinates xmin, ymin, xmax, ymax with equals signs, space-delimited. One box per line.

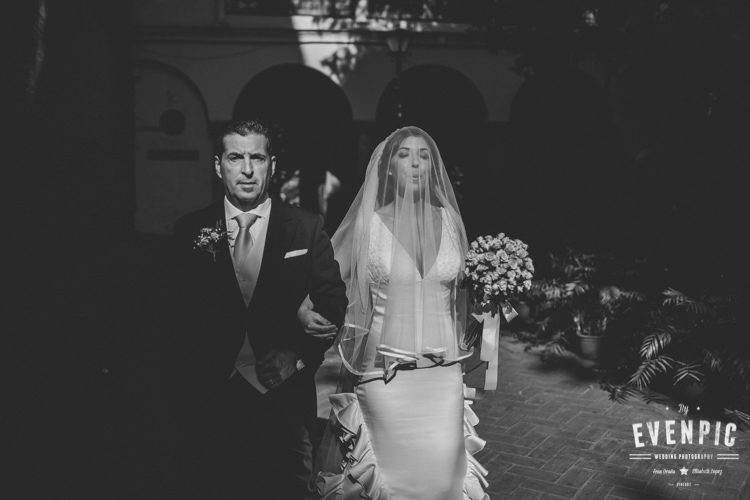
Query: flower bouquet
xmin=464 ymin=233 xmax=534 ymax=316
xmin=462 ymin=233 xmax=534 ymax=390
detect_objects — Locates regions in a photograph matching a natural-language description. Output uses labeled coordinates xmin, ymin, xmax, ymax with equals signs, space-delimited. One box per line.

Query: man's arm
xmin=293 ymin=214 xmax=347 ymax=368
xmin=308 ymin=214 xmax=347 ymax=327
xmin=298 ymin=296 xmax=338 ymax=339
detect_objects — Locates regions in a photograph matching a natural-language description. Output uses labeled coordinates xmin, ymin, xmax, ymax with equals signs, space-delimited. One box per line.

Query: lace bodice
xmin=359 ymin=209 xmax=463 ymax=360
xmin=367 ymin=209 xmax=462 ymax=284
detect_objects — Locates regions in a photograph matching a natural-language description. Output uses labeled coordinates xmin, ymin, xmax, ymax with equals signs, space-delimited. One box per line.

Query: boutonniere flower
xmin=193 ymin=220 xmax=227 ymax=262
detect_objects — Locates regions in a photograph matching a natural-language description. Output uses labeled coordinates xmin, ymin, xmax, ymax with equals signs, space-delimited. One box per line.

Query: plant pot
xmin=515 ymin=301 xmax=532 ymax=324
xmin=672 ymin=378 xmax=710 ymax=406
xmin=577 ymin=331 xmax=605 ymax=360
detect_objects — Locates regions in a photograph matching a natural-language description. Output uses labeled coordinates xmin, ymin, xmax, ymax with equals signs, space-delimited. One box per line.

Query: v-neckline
xmin=374 ymin=208 xmax=444 ymax=280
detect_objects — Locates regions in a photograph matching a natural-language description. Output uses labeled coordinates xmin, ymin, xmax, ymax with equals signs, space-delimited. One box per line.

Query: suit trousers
xmin=163 ymin=375 xmax=313 ymax=500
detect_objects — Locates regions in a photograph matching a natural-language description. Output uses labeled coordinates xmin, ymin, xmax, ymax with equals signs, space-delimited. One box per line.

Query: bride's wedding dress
xmin=316 ymin=212 xmax=489 ymax=499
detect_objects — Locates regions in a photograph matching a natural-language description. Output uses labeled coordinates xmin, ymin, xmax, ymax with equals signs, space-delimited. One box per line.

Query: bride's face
xmin=390 ymin=135 xmax=431 ymax=199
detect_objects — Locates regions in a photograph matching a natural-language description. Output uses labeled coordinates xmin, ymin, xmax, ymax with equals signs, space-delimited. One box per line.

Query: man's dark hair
xmin=214 ymin=119 xmax=274 ymax=158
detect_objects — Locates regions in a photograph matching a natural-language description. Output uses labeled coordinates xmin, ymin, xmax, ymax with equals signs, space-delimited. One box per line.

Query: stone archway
xmin=233 ymin=64 xmax=354 ymax=225
xmin=509 ymin=67 xmax=615 ymax=250
xmin=375 ymin=64 xmax=488 ymax=235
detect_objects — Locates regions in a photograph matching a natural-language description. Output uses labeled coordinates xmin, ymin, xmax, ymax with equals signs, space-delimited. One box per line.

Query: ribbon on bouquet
xmin=473 ymin=301 xmax=518 ymax=390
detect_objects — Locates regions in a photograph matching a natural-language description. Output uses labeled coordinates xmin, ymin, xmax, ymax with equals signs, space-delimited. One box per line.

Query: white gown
xmin=316 ymin=213 xmax=489 ymax=499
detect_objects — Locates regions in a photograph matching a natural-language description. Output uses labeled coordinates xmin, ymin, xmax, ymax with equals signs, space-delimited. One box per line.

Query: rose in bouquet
xmin=463 ymin=232 xmax=535 ymax=316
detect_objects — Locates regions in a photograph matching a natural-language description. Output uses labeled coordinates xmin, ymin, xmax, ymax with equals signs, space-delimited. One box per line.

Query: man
xmin=162 ymin=119 xmax=347 ymax=499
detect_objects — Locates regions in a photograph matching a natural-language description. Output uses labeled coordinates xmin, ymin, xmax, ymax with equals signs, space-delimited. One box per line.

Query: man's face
xmin=215 ymin=133 xmax=276 ymax=211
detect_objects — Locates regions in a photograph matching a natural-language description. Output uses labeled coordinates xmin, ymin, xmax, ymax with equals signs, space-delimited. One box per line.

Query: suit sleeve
xmin=296 ymin=214 xmax=347 ymax=367
xmin=309 ymin=214 xmax=347 ymax=327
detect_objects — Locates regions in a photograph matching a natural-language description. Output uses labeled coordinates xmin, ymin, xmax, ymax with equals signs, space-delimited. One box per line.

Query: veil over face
xmin=331 ymin=126 xmax=470 ymax=377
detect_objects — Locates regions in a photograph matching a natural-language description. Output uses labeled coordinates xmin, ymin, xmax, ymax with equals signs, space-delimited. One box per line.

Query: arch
xmin=375 ymin=64 xmax=488 ymax=235
xmin=375 ymin=64 xmax=488 ymax=141
xmin=134 ymin=59 xmax=210 ymax=121
xmin=133 ymin=60 xmax=213 ymax=234
xmin=509 ymin=66 xmax=616 ymax=249
xmin=233 ymin=64 xmax=354 ymax=218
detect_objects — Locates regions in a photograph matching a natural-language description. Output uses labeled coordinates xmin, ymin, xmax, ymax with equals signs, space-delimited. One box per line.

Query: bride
xmin=302 ymin=126 xmax=489 ymax=499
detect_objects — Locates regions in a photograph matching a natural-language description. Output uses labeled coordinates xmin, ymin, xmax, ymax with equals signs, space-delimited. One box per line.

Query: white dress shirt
xmin=225 ymin=195 xmax=272 ymax=393
xmin=224 ymin=195 xmax=272 ymax=254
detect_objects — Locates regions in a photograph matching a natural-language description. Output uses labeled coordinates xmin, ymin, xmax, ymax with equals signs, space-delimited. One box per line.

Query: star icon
xmin=679 ymin=467 xmax=689 ymax=475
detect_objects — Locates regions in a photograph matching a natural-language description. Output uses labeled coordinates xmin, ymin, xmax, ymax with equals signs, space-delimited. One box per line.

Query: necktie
xmin=233 ymin=212 xmax=259 ymax=264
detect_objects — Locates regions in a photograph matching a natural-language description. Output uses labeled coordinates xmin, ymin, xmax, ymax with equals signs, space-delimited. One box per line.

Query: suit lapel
xmin=249 ymin=201 xmax=294 ymax=311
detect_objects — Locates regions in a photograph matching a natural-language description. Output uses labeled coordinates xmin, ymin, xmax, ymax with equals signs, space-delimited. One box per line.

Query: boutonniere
xmin=193 ymin=220 xmax=227 ymax=262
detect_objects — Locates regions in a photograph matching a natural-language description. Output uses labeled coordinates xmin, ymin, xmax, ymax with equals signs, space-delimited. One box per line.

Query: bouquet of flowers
xmin=463 ymin=233 xmax=535 ymax=315
xmin=462 ymin=233 xmax=534 ymax=389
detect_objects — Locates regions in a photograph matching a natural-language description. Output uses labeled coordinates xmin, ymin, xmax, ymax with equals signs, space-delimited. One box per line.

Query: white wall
xmin=133 ymin=62 xmax=214 ymax=233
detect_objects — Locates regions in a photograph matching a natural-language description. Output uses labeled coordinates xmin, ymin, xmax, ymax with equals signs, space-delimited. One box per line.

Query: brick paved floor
xmin=466 ymin=335 xmax=750 ymax=499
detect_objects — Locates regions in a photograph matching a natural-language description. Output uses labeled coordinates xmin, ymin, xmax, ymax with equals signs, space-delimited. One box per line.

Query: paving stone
xmin=608 ymin=484 xmax=669 ymax=499
xmin=508 ymin=464 xmax=562 ymax=483
xmin=509 ymin=486 xmax=544 ymax=499
xmin=541 ymin=452 xmax=580 ymax=474
xmin=576 ymin=423 xmax=609 ymax=442
xmin=529 ymin=439 xmax=569 ymax=460
xmin=714 ymin=467 xmax=749 ymax=490
xmin=470 ymin=336 xmax=750 ymax=499
xmin=574 ymin=479 xmax=614 ymax=499
xmin=517 ymin=477 xmax=579 ymax=497
xmin=541 ymin=494 xmax=572 ymax=500
xmin=557 ymin=467 xmax=596 ymax=488
xmin=495 ymin=451 xmax=547 ymax=469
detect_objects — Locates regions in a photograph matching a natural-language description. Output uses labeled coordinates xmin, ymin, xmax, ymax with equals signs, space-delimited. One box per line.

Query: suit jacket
xmin=163 ymin=200 xmax=347 ymax=419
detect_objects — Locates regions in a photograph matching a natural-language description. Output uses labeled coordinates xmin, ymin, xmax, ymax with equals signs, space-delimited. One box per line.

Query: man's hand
xmin=256 ymin=349 xmax=297 ymax=390
xmin=298 ymin=309 xmax=338 ymax=340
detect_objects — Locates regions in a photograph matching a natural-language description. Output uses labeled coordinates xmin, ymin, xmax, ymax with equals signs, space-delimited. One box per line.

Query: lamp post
xmin=385 ymin=28 xmax=410 ymax=125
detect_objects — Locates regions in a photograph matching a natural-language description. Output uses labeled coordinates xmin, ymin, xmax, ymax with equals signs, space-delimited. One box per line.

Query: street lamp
xmin=385 ymin=28 xmax=410 ymax=124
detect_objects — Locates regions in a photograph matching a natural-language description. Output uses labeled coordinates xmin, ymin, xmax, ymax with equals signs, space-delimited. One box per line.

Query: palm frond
xmin=619 ymin=290 xmax=647 ymax=303
xmin=603 ymin=383 xmax=640 ymax=403
xmin=547 ymin=342 xmax=569 ymax=357
xmin=662 ymin=287 xmax=689 ymax=306
xmin=683 ymin=300 xmax=710 ymax=315
xmin=704 ymin=351 xmax=725 ymax=372
xmin=662 ymin=288 xmax=709 ymax=315
xmin=673 ymin=362 xmax=705 ymax=384
xmin=641 ymin=388 xmax=678 ymax=407
xmin=565 ymin=281 xmax=589 ymax=296
xmin=629 ymin=356 xmax=674 ymax=389
xmin=640 ymin=329 xmax=673 ymax=360
xmin=723 ymin=409 xmax=750 ymax=429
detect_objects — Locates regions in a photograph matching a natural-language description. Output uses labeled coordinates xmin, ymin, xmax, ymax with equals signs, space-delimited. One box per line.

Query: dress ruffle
xmin=315 ymin=393 xmax=490 ymax=500
xmin=462 ymin=400 xmax=490 ymax=500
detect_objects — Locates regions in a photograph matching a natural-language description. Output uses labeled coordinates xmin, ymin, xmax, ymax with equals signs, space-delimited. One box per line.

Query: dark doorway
xmin=376 ymin=64 xmax=488 ymax=236
xmin=234 ymin=64 xmax=354 ymax=227
xmin=509 ymin=67 xmax=616 ymax=252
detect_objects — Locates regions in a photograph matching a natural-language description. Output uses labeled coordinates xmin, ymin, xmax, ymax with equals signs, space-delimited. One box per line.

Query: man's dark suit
xmin=161 ymin=200 xmax=346 ymax=499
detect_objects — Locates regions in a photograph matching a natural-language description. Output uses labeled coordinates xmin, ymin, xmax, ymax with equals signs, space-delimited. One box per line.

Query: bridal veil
xmin=330 ymin=126 xmax=471 ymax=379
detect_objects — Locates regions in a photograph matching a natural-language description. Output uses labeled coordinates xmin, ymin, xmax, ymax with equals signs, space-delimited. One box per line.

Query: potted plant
xmin=520 ymin=248 xmax=645 ymax=362
xmin=573 ymin=292 xmax=609 ymax=360
xmin=608 ymin=287 xmax=748 ymax=422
